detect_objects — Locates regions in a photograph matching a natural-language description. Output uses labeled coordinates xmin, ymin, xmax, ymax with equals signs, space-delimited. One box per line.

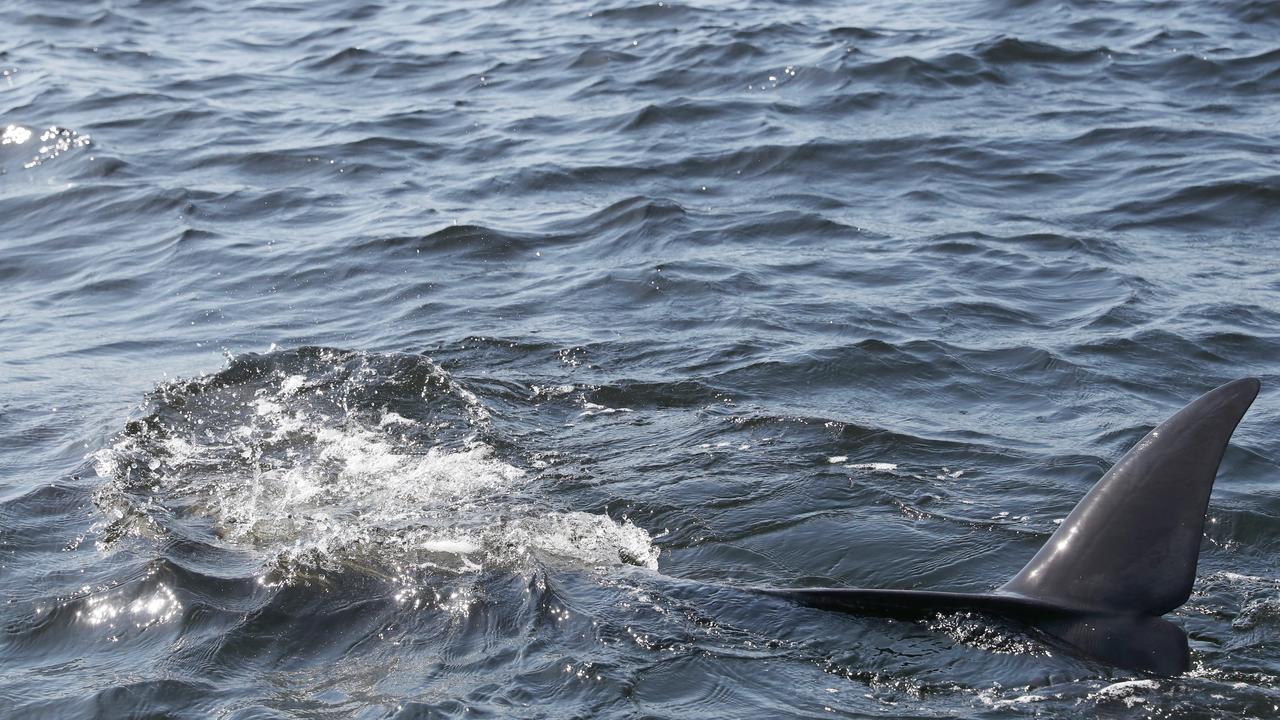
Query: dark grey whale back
xmin=763 ymin=378 xmax=1261 ymax=675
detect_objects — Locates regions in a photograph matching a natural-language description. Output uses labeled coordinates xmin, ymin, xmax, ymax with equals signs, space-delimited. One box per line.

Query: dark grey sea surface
xmin=3 ymin=0 xmax=1280 ymax=717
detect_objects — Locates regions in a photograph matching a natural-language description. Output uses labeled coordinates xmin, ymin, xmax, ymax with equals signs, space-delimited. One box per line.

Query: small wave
xmin=974 ymin=36 xmax=1109 ymax=66
xmin=1103 ymin=177 xmax=1280 ymax=231
xmin=828 ymin=26 xmax=884 ymax=41
xmin=1223 ymin=0 xmax=1280 ymax=24
xmin=846 ymin=53 xmax=1007 ymax=89
xmin=588 ymin=2 xmax=706 ymax=24
xmin=568 ymin=47 xmax=641 ymax=69
xmin=358 ymin=223 xmax=544 ymax=261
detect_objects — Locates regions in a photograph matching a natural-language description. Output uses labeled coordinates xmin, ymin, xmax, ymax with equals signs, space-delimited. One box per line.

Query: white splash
xmin=846 ymin=462 xmax=898 ymax=472
xmin=976 ymin=687 xmax=1049 ymax=709
xmin=1091 ymin=679 xmax=1159 ymax=707
xmin=91 ymin=351 xmax=659 ymax=584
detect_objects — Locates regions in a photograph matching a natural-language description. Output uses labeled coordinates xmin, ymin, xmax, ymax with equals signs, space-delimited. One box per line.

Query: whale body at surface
xmin=761 ymin=377 xmax=1262 ymax=676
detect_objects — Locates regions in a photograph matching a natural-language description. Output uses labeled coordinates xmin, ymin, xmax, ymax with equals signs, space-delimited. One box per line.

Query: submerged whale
xmin=760 ymin=378 xmax=1261 ymax=675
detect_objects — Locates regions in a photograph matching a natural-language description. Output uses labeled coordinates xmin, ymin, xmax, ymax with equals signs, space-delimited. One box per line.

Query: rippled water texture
xmin=4 ymin=0 xmax=1280 ymax=717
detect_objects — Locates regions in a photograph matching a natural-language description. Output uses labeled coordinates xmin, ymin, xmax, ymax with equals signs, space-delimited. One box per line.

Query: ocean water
xmin=3 ymin=0 xmax=1280 ymax=717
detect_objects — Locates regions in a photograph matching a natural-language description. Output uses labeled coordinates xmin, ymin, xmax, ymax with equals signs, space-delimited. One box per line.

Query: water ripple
xmin=3 ymin=0 xmax=1279 ymax=716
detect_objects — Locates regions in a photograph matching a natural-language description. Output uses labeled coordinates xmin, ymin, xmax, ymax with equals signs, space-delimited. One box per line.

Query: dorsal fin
xmin=1000 ymin=378 xmax=1260 ymax=615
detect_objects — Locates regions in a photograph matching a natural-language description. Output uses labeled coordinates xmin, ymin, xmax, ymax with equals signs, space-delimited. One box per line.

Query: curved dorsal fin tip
xmin=999 ymin=377 xmax=1260 ymax=616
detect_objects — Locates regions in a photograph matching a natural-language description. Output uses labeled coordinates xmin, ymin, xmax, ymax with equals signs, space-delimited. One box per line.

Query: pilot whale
xmin=759 ymin=377 xmax=1261 ymax=675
